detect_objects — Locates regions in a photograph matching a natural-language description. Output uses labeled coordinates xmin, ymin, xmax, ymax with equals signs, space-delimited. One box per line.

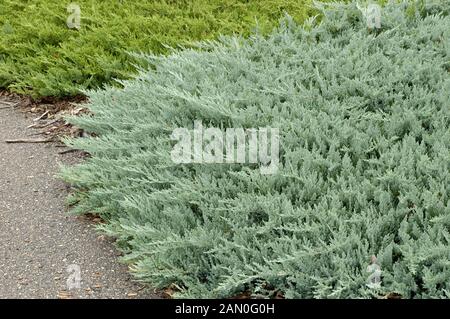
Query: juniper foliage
xmin=0 ymin=0 xmax=321 ymax=97
xmin=61 ymin=1 xmax=450 ymax=298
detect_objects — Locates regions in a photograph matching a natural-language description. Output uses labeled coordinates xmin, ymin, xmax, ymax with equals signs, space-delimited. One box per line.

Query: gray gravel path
xmin=0 ymin=101 xmax=158 ymax=299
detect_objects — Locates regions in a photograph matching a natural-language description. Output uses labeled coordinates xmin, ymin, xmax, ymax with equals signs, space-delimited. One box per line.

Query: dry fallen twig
xmin=27 ymin=119 xmax=60 ymax=130
xmin=5 ymin=138 xmax=55 ymax=144
xmin=0 ymin=102 xmax=19 ymax=109
xmin=58 ymin=148 xmax=79 ymax=155
xmin=33 ymin=110 xmax=49 ymax=122
xmin=40 ymin=119 xmax=60 ymax=128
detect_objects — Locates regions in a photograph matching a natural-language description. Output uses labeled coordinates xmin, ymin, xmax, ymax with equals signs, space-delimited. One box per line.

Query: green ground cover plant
xmin=0 ymin=0 xmax=326 ymax=98
xmin=61 ymin=1 xmax=450 ymax=298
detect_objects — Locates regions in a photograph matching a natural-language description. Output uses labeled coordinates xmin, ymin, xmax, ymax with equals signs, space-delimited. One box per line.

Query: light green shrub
xmin=0 ymin=0 xmax=325 ymax=97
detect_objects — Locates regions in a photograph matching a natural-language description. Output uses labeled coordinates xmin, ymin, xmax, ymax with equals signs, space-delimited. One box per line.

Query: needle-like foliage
xmin=61 ymin=1 xmax=450 ymax=298
xmin=0 ymin=0 xmax=324 ymax=97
